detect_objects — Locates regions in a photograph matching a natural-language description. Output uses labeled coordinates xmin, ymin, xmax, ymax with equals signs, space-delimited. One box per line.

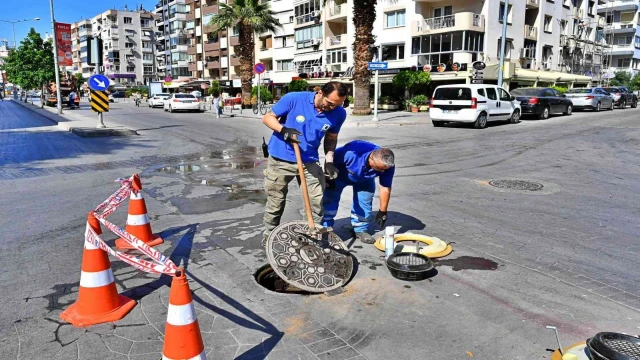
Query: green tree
xmin=74 ymin=73 xmax=85 ymax=89
xmin=288 ymin=79 xmax=308 ymax=92
xmin=609 ymin=71 xmax=632 ymax=87
xmin=392 ymin=70 xmax=431 ymax=98
xmin=628 ymin=74 xmax=640 ymax=91
xmin=0 ymin=28 xmax=55 ymax=102
xmin=207 ymin=80 xmax=222 ymax=96
xmin=251 ymin=85 xmax=273 ymax=102
xmin=208 ymin=0 xmax=281 ymax=100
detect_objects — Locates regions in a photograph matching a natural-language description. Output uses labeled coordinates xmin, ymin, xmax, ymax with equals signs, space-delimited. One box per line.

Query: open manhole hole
xmin=254 ymin=264 xmax=309 ymax=294
xmin=488 ymin=179 xmax=543 ymax=191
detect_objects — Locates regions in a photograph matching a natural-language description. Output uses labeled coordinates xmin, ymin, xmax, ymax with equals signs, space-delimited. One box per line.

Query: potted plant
xmin=347 ymin=95 xmax=354 ymax=109
xmin=410 ymin=95 xmax=428 ymax=112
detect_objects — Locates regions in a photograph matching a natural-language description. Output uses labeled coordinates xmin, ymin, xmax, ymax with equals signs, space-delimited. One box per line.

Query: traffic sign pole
xmin=371 ymin=49 xmax=382 ymax=122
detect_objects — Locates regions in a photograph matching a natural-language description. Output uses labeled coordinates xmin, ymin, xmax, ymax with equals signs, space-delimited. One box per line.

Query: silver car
xmin=565 ymin=88 xmax=614 ymax=111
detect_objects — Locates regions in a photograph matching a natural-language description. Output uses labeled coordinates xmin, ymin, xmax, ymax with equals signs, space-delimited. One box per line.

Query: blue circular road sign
xmin=88 ymin=74 xmax=110 ymax=91
xmin=254 ymin=63 xmax=266 ymax=74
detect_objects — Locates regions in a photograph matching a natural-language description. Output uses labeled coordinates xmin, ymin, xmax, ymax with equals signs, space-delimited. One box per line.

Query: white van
xmin=429 ymin=84 xmax=521 ymax=129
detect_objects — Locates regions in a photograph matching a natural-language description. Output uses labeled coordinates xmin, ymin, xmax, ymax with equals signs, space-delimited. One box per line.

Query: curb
xmin=10 ymin=99 xmax=138 ymax=136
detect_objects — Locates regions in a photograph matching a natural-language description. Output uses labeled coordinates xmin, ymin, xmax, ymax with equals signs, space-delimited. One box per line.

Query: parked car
xmin=603 ymin=86 xmax=638 ymax=108
xmin=429 ymin=84 xmax=521 ymax=129
xmin=148 ymin=93 xmax=171 ymax=108
xmin=511 ymin=87 xmax=573 ymax=119
xmin=564 ymin=88 xmax=614 ymax=111
xmin=163 ymin=93 xmax=202 ymax=113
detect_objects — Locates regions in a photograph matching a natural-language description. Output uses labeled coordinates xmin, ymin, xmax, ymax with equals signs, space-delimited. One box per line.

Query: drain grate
xmin=488 ymin=180 xmax=544 ymax=191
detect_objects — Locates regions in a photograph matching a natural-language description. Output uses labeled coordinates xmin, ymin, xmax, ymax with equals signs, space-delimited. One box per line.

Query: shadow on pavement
xmin=332 ymin=210 xmax=426 ymax=245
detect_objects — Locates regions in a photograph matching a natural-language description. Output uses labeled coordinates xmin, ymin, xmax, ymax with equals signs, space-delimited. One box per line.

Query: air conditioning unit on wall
xmin=311 ymin=38 xmax=322 ymax=46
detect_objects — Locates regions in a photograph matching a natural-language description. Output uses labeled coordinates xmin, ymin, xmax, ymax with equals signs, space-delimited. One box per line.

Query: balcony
xmin=326 ymin=35 xmax=346 ymax=48
xmin=258 ymin=47 xmax=272 ymax=59
xmin=327 ymin=4 xmax=348 ymax=21
xmin=188 ymin=45 xmax=197 ymax=55
xmin=524 ymin=25 xmax=537 ymax=40
xmin=188 ymin=62 xmax=198 ymax=71
xmin=611 ymin=44 xmax=635 ymax=55
xmin=597 ymin=0 xmax=639 ymax=13
xmin=186 ymin=12 xmax=195 ymax=21
xmin=413 ymin=13 xmax=484 ymax=36
xmin=560 ymin=34 xmax=569 ymax=47
xmin=519 ymin=47 xmax=536 ymax=59
xmin=142 ymin=47 xmax=155 ymax=53
xmin=207 ymin=60 xmax=220 ymax=68
xmin=203 ymin=5 xmax=219 ymax=15
xmin=230 ymin=56 xmax=241 ymax=66
xmin=230 ymin=36 xmax=240 ymax=46
xmin=204 ymin=41 xmax=219 ymax=52
xmin=143 ymin=59 xmax=154 ymax=64
xmin=171 ymin=44 xmax=189 ymax=52
xmin=609 ymin=22 xmax=637 ymax=33
xmin=526 ymin=0 xmax=539 ymax=8
xmin=296 ymin=12 xmax=321 ymax=27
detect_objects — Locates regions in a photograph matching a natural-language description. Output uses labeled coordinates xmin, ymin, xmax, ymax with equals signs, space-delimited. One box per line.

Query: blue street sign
xmin=88 ymin=74 xmax=110 ymax=91
xmin=368 ymin=62 xmax=388 ymax=70
xmin=254 ymin=62 xmax=266 ymax=74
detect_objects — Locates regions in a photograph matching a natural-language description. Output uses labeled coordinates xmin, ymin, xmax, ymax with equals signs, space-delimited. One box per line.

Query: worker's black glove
xmin=324 ymin=162 xmax=339 ymax=180
xmin=280 ymin=126 xmax=301 ymax=143
xmin=375 ymin=211 xmax=388 ymax=228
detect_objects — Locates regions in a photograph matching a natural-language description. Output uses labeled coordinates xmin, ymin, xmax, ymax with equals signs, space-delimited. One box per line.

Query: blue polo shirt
xmin=334 ymin=140 xmax=395 ymax=187
xmin=268 ymin=92 xmax=346 ymax=163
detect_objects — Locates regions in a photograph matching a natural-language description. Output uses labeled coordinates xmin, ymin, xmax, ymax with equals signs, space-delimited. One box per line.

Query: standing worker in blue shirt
xmin=261 ymin=81 xmax=348 ymax=243
xmin=321 ymin=140 xmax=395 ymax=244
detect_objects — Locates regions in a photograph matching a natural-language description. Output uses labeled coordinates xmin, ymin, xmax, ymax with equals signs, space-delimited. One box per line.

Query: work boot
xmin=355 ymin=232 xmax=375 ymax=244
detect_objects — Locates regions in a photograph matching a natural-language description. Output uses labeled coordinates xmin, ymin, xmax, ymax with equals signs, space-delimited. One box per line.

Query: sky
xmin=0 ymin=0 xmax=157 ymax=47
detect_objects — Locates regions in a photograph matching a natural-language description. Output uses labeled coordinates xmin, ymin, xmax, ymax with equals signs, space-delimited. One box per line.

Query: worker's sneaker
xmin=355 ymin=232 xmax=375 ymax=244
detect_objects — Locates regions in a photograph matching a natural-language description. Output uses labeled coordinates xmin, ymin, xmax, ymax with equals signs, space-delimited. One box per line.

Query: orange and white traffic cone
xmin=162 ymin=269 xmax=206 ymax=360
xmin=60 ymin=211 xmax=137 ymax=327
xmin=115 ymin=174 xmax=163 ymax=249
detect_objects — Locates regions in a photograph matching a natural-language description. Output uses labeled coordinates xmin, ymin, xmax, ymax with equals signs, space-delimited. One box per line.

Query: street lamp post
xmin=49 ymin=0 xmax=63 ymax=114
xmin=0 ymin=18 xmax=40 ymax=49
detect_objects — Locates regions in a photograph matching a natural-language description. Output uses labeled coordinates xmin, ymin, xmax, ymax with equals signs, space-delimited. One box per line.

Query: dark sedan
xmin=511 ymin=87 xmax=573 ymax=119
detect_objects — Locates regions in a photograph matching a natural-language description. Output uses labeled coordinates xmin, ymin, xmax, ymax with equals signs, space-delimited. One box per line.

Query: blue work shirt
xmin=268 ymin=92 xmax=346 ymax=163
xmin=334 ymin=140 xmax=395 ymax=187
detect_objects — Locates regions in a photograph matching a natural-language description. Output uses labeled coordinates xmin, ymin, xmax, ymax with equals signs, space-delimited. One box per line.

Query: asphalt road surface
xmin=0 ymin=99 xmax=639 ymax=359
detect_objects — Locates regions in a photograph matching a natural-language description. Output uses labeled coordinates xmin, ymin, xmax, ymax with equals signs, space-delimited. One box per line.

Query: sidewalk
xmin=10 ymin=98 xmax=137 ymax=136
xmin=226 ymin=108 xmax=432 ymax=127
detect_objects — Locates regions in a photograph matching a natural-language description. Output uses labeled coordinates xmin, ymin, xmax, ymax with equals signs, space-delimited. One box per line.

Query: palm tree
xmin=350 ymin=0 xmax=378 ymax=115
xmin=209 ymin=0 xmax=281 ymax=100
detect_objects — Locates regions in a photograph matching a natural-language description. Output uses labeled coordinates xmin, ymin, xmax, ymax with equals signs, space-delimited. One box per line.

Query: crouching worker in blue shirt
xmin=321 ymin=140 xmax=395 ymax=244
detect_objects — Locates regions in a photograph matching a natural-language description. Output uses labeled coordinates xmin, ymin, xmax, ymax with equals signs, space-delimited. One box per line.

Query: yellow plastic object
xmin=551 ymin=342 xmax=589 ymax=360
xmin=374 ymin=233 xmax=453 ymax=258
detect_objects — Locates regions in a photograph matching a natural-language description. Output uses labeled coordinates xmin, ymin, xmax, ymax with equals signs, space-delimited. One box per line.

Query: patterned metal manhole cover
xmin=488 ymin=180 xmax=544 ymax=191
xmin=266 ymin=220 xmax=353 ymax=293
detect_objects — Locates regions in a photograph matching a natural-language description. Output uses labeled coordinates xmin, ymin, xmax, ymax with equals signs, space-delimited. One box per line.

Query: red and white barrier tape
xmin=88 ymin=175 xmax=178 ymax=276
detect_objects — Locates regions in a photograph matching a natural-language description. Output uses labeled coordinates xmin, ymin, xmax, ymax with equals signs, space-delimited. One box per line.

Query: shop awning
xmin=293 ymin=52 xmax=322 ymax=66
xmin=514 ymin=68 xmax=591 ymax=83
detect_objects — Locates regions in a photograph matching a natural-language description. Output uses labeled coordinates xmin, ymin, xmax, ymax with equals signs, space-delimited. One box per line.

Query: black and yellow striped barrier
xmin=91 ymin=91 xmax=109 ymax=113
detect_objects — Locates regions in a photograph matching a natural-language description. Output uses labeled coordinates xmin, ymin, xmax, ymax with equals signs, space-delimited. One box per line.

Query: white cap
xmin=385 ymin=226 xmax=395 ymax=236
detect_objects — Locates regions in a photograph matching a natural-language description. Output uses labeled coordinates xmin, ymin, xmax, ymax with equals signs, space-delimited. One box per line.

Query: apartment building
xmin=154 ymin=0 xmax=191 ymax=81
xmin=70 ymin=8 xmax=158 ymax=86
xmin=598 ymin=0 xmax=640 ymax=75
xmin=253 ymin=1 xmax=297 ymax=94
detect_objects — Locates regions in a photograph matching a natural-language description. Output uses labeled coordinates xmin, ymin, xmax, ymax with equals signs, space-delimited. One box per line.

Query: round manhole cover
xmin=488 ymin=180 xmax=543 ymax=191
xmin=266 ymin=220 xmax=353 ymax=293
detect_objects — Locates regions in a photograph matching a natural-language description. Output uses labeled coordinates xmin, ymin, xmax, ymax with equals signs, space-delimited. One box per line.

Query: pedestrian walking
xmin=321 ymin=141 xmax=395 ymax=244
xmin=68 ymin=90 xmax=76 ymax=109
xmin=212 ymin=90 xmax=221 ymax=118
xmin=261 ymin=81 xmax=348 ymax=245
xmin=135 ymin=92 xmax=142 ymax=107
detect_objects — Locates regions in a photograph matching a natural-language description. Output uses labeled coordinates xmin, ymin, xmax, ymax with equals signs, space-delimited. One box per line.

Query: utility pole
xmin=497 ymin=0 xmax=509 ymax=88
xmin=49 ymin=0 xmax=63 ymax=114
xmin=372 ymin=46 xmax=381 ymax=122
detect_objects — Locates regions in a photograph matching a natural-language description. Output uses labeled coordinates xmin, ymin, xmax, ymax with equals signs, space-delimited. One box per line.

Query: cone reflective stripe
xmin=115 ymin=174 xmax=163 ymax=249
xmin=60 ymin=212 xmax=136 ymax=327
xmin=162 ymin=270 xmax=206 ymax=360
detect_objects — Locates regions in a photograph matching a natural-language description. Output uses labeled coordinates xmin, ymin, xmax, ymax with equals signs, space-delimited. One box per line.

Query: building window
xmin=294 ymin=0 xmax=321 ymax=24
xmin=144 ymin=65 xmax=153 ymax=74
xmin=275 ymin=35 xmax=294 ymax=48
xmin=411 ymin=31 xmax=483 ymax=55
xmin=326 ymin=48 xmax=347 ymax=64
xmin=560 ymin=20 xmax=567 ymax=35
xmin=499 ymin=3 xmax=512 ymax=23
xmin=544 ymin=16 xmax=553 ymax=33
xmin=295 ymin=24 xmax=322 ymax=49
xmin=433 ymin=6 xmax=452 ymax=18
xmin=588 ymin=1 xmax=595 ymax=15
xmin=141 ymin=20 xmax=152 ymax=28
xmin=618 ymin=58 xmax=631 ymax=67
xmin=142 ymin=41 xmax=150 ymax=48
xmin=618 ymin=36 xmax=632 ymax=45
xmin=385 ymin=10 xmax=406 ymax=28
xmin=497 ymin=39 xmax=513 ymax=59
xmin=127 ymin=66 xmax=135 ymax=72
xmin=635 ymin=35 xmax=640 ymax=48
xmin=382 ymin=44 xmax=405 ymax=61
xmin=125 ymin=29 xmax=135 ymax=36
xmin=276 ymin=59 xmax=293 ymax=71
xmin=143 ymin=53 xmax=154 ymax=60
xmin=125 ymin=42 xmax=135 ymax=48
xmin=124 ymin=17 xmax=132 ymax=24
